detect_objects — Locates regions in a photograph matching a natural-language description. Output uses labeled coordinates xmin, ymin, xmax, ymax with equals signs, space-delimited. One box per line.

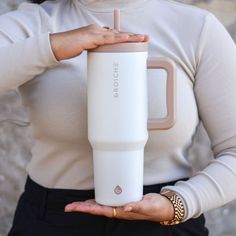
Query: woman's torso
xmin=17 ymin=0 xmax=208 ymax=189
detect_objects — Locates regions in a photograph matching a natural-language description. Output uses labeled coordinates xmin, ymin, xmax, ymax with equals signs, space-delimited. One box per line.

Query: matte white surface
xmin=93 ymin=149 xmax=144 ymax=206
xmin=88 ymin=52 xmax=148 ymax=204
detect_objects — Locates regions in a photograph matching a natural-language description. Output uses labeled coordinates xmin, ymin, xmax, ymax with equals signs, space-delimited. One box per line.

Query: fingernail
xmin=64 ymin=205 xmax=72 ymax=212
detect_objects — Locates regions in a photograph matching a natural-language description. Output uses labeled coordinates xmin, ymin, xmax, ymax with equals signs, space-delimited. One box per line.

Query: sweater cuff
xmin=161 ymin=155 xmax=236 ymax=221
xmin=39 ymin=32 xmax=60 ymax=67
xmin=161 ymin=182 xmax=198 ymax=221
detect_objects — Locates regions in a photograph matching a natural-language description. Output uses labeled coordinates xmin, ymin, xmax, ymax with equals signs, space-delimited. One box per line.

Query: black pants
xmin=8 ymin=176 xmax=209 ymax=236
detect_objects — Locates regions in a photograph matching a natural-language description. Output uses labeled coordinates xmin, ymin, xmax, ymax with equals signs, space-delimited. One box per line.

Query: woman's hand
xmin=64 ymin=193 xmax=174 ymax=222
xmin=50 ymin=24 xmax=148 ymax=61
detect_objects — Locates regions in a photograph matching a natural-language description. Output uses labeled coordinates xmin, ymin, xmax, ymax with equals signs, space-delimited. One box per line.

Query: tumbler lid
xmin=88 ymin=42 xmax=148 ymax=53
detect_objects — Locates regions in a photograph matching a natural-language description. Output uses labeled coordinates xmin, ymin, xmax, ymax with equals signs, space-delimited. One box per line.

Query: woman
xmin=1 ymin=0 xmax=236 ymax=235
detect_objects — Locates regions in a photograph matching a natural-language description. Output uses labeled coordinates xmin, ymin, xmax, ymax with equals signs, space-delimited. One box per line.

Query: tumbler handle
xmin=147 ymin=58 xmax=176 ymax=130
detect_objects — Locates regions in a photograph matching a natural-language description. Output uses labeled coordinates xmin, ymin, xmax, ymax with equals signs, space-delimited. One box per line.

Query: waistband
xmin=23 ymin=176 xmax=187 ymax=212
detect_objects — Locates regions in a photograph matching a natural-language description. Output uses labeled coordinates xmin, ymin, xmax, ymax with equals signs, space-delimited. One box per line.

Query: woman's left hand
xmin=64 ymin=193 xmax=174 ymax=222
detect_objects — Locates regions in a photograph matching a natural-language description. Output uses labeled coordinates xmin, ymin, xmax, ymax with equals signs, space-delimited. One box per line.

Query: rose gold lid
xmin=88 ymin=42 xmax=148 ymax=53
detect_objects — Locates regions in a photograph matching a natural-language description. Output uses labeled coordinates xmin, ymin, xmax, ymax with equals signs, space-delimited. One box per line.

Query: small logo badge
xmin=114 ymin=185 xmax=122 ymax=195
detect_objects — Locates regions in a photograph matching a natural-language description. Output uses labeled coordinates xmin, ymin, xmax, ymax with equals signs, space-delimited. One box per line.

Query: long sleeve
xmin=0 ymin=3 xmax=58 ymax=94
xmin=161 ymin=13 xmax=236 ymax=220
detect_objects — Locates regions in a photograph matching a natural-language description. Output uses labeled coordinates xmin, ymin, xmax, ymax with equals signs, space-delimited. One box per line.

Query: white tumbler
xmin=87 ymin=41 xmax=176 ymax=206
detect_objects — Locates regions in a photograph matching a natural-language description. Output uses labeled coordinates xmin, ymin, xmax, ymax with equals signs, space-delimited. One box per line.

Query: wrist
xmin=49 ymin=31 xmax=83 ymax=61
xmin=50 ymin=33 xmax=63 ymax=61
xmin=160 ymin=190 xmax=186 ymax=225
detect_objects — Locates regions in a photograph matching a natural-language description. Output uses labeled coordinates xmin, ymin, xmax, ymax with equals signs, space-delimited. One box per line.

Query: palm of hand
xmin=64 ymin=193 xmax=174 ymax=222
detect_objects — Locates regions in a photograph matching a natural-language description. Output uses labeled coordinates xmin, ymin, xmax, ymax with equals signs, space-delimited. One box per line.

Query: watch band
xmin=160 ymin=190 xmax=185 ymax=225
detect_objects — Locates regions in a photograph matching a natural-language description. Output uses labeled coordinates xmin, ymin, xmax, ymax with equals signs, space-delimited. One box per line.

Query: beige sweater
xmin=0 ymin=0 xmax=236 ymax=220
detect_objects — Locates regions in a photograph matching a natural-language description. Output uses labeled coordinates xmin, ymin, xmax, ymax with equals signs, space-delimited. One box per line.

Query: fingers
xmin=65 ymin=200 xmax=113 ymax=218
xmin=105 ymin=29 xmax=147 ymax=43
xmin=93 ymin=24 xmax=148 ymax=45
xmin=96 ymin=31 xmax=147 ymax=46
xmin=64 ymin=200 xmax=149 ymax=220
xmin=64 ymin=194 xmax=173 ymax=222
xmin=101 ymin=24 xmax=148 ymax=41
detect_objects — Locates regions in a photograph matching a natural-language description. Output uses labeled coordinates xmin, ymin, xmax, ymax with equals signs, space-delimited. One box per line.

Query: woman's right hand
xmin=50 ymin=24 xmax=148 ymax=61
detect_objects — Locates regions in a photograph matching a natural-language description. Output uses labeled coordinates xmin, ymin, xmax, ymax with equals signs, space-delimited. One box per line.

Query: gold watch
xmin=160 ymin=190 xmax=185 ymax=225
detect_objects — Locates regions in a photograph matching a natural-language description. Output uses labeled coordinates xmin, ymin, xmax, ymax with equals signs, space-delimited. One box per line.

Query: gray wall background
xmin=0 ymin=0 xmax=236 ymax=235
